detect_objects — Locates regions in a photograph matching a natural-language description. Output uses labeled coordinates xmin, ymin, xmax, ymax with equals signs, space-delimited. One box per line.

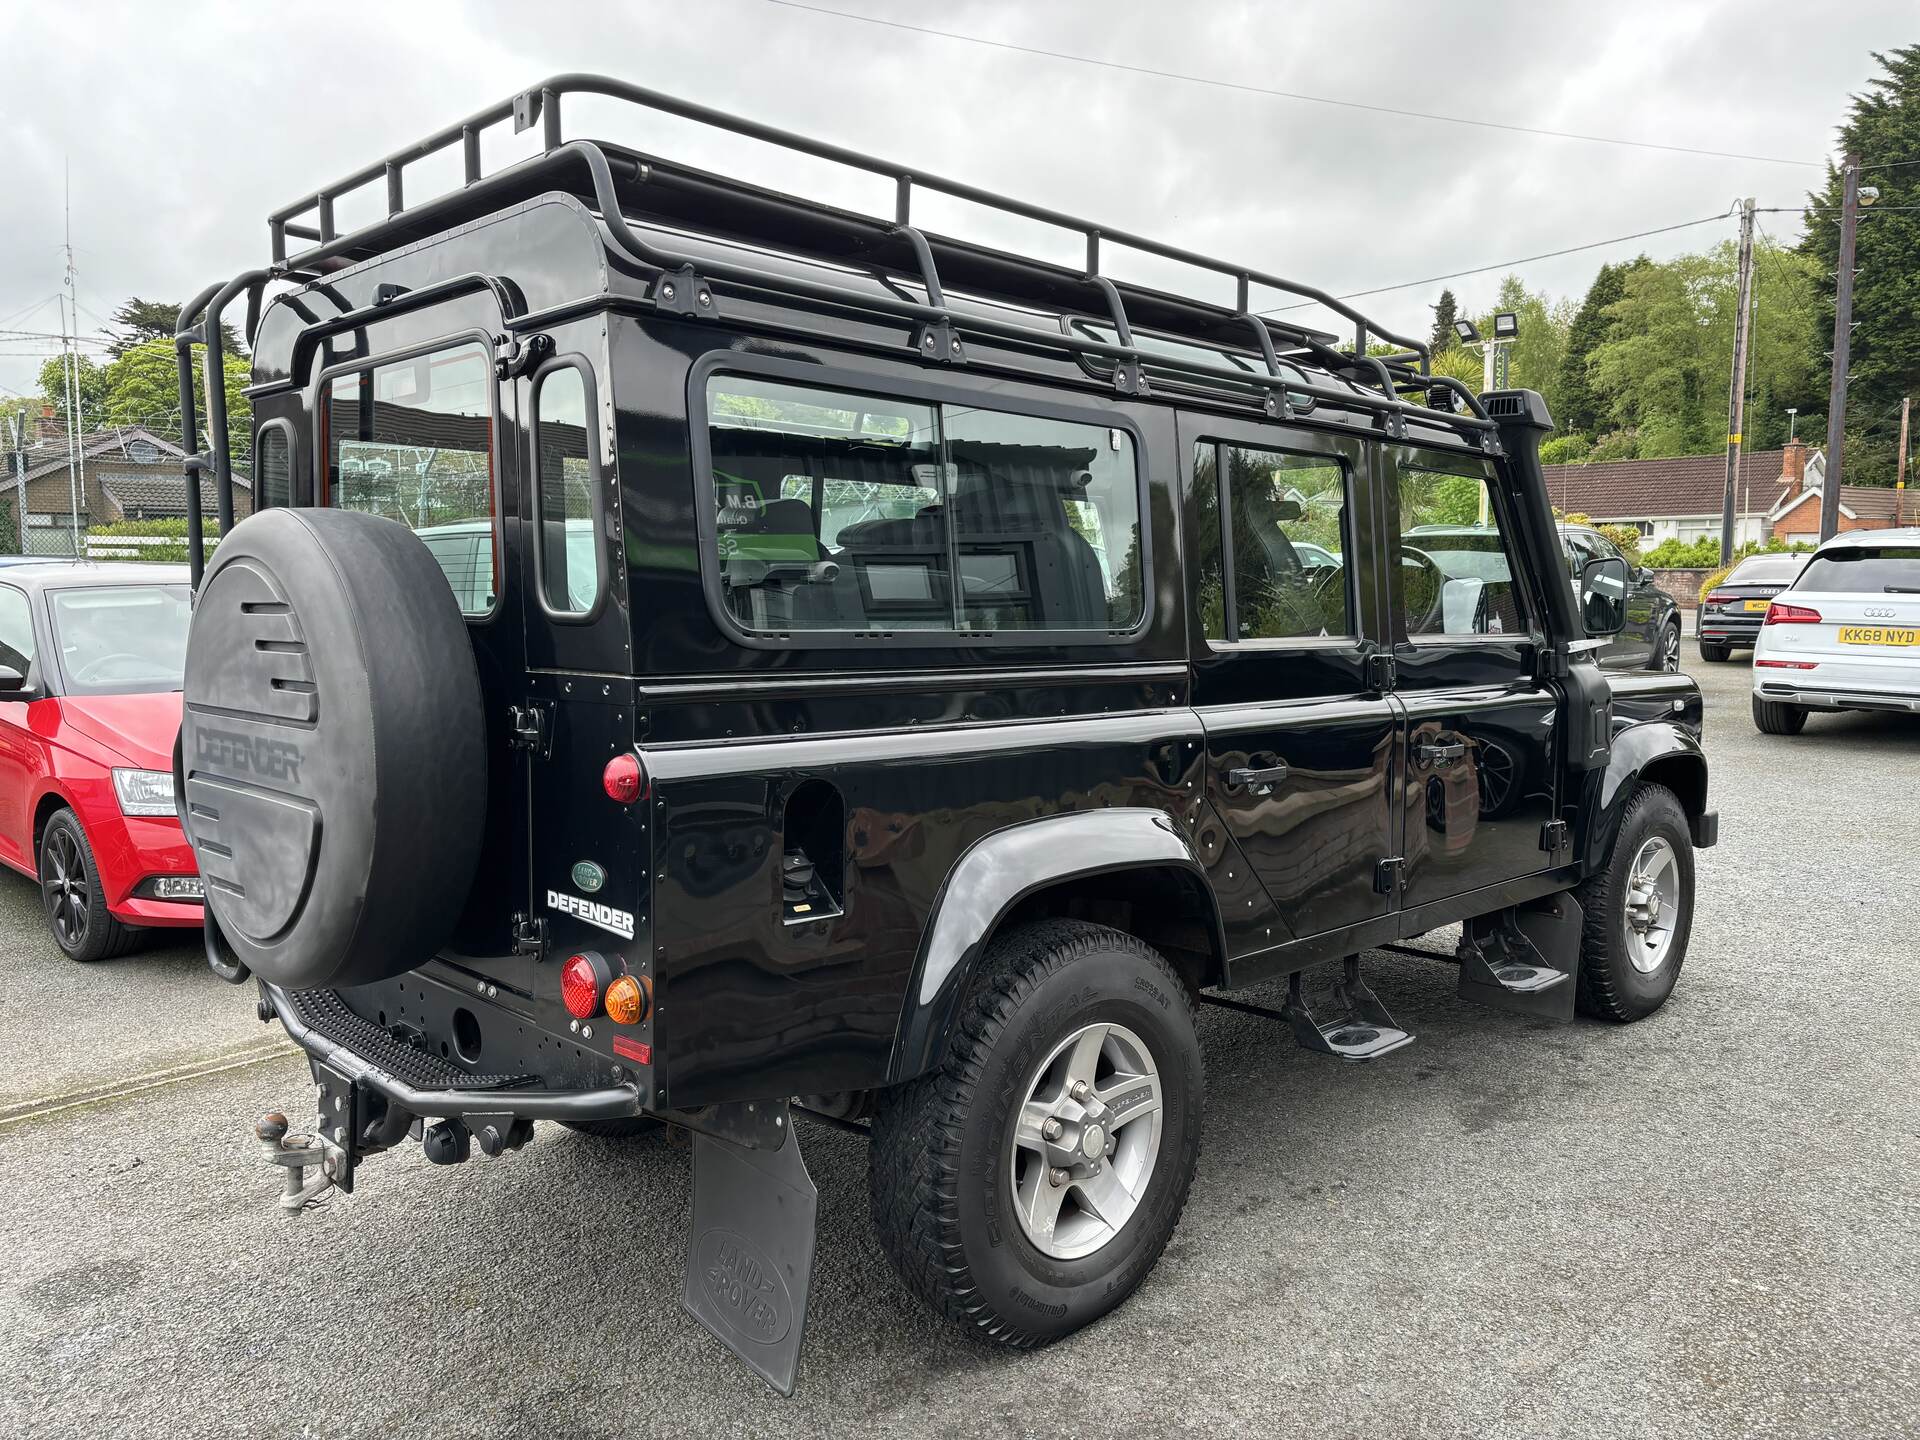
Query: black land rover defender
xmin=172 ymin=76 xmax=1717 ymax=1394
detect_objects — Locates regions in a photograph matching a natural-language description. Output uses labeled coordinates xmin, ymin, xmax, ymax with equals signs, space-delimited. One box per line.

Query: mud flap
xmin=682 ymin=1116 xmax=817 ymax=1396
xmin=1458 ymin=891 xmax=1583 ymax=1020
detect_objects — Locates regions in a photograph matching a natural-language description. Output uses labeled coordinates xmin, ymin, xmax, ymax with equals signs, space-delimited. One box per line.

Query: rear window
xmin=322 ymin=342 xmax=496 ymax=615
xmin=1727 ymin=554 xmax=1806 ymax=584
xmin=1799 ymin=546 xmax=1920 ymax=594
xmin=705 ymin=374 xmax=1144 ymax=638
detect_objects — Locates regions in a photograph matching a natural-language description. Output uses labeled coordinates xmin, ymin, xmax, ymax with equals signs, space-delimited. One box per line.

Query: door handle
xmin=1226 ymin=763 xmax=1290 ymax=792
xmin=1417 ymin=740 xmax=1467 ymax=767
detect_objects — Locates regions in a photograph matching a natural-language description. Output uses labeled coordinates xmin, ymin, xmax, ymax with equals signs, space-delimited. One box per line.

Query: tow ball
xmin=254 ymin=1112 xmax=349 ymax=1211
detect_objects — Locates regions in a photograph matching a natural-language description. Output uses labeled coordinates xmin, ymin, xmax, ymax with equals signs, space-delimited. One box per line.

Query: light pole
xmin=1786 ymin=407 xmax=1798 ymax=443
xmin=1454 ymin=315 xmax=1519 ymax=527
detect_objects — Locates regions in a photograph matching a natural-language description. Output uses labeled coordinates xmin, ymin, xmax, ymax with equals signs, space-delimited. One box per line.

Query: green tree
xmin=36 ymin=354 xmax=108 ymax=432
xmin=1804 ymin=46 xmax=1920 ymax=486
xmin=104 ymin=297 xmax=245 ymax=360
xmin=1430 ymin=288 xmax=1460 ymax=354
xmin=100 ymin=337 xmax=252 ymax=465
xmin=1557 ymin=261 xmax=1635 ymax=438
xmin=1473 ymin=276 xmax=1574 ymax=421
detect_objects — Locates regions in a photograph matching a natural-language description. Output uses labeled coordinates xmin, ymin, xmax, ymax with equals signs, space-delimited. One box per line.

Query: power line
xmin=753 ymin=0 xmax=1823 ymax=168
xmin=1857 ymin=157 xmax=1920 ymax=173
xmin=1258 ymin=212 xmax=1734 ymax=314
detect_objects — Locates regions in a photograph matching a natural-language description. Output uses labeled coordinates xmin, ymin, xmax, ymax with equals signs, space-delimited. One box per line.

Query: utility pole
xmin=7 ymin=412 xmax=25 ymax=555
xmin=62 ymin=165 xmax=85 ymax=559
xmin=1719 ymin=198 xmax=1755 ymax=563
xmin=1820 ymin=157 xmax=1862 ymax=542
xmin=1897 ymin=395 xmax=1911 ymax=528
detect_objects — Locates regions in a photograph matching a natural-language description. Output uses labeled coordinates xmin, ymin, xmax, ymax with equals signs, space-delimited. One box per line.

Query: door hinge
xmin=507 ymin=702 xmax=551 ymax=757
xmin=1374 ymin=857 xmax=1405 ymax=895
xmin=1540 ymin=819 xmax=1571 ymax=854
xmin=1366 ymin=651 xmax=1397 ymax=691
xmin=512 ymin=913 xmax=546 ymax=955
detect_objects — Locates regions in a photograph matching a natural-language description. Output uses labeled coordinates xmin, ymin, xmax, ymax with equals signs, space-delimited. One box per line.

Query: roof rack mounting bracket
xmin=495 ymin=331 xmax=553 ymax=381
xmin=513 ymin=88 xmax=544 ymax=134
xmin=914 ymin=320 xmax=965 ymax=365
xmin=655 ymin=266 xmax=718 ymax=318
xmin=1112 ymin=358 xmax=1148 ymax=397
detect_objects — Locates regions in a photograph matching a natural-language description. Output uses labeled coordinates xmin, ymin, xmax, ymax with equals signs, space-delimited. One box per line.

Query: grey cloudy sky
xmin=0 ymin=0 xmax=1911 ymax=405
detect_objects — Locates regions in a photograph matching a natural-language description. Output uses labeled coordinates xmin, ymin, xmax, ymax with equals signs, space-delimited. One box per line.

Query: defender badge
xmin=571 ymin=860 xmax=606 ymax=893
xmin=546 ymin=888 xmax=634 ymax=940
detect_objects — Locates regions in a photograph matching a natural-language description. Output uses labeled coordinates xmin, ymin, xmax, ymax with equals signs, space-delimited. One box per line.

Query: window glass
xmin=256 ymin=424 xmax=292 ymax=508
xmin=1397 ymin=464 xmax=1526 ymax=637
xmin=1799 ymin=545 xmax=1920 ymax=593
xmin=706 ymin=375 xmax=1143 ymax=636
xmin=324 ymin=343 xmax=495 ymax=615
xmin=0 ymin=588 xmax=33 ymax=675
xmin=534 ymin=367 xmax=599 ymax=615
xmin=1194 ymin=442 xmax=1350 ymax=642
xmin=49 ymin=584 xmax=192 ymax=694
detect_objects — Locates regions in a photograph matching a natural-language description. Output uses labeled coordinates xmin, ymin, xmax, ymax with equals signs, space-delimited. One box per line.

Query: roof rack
xmin=176 ymin=74 xmax=1497 ymax=585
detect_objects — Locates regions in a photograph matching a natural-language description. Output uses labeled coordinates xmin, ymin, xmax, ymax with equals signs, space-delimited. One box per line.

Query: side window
xmin=0 ymin=588 xmax=33 ymax=675
xmin=533 ymin=365 xmax=601 ymax=616
xmin=1193 ymin=441 xmax=1351 ymax=642
xmin=704 ymin=374 xmax=1144 ymax=636
xmin=322 ymin=342 xmax=496 ymax=616
xmin=255 ymin=423 xmax=293 ymax=509
xmin=1396 ymin=462 xmax=1527 ymax=638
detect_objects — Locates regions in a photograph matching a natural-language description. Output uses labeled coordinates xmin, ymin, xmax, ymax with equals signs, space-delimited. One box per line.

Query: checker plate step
xmin=283 ymin=988 xmax=533 ymax=1090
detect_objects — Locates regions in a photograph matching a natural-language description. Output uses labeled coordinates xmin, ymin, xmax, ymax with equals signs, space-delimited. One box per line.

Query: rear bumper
xmin=1698 ymin=621 xmax=1761 ymax=645
xmin=1752 ymin=681 xmax=1920 ymax=714
xmin=264 ymin=981 xmax=644 ymax=1125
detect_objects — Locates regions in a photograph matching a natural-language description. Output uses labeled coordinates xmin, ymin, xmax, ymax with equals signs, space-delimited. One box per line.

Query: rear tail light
xmin=603 ymin=752 xmax=648 ymax=805
xmin=561 ymin=951 xmax=612 ymax=1019
xmin=1763 ymin=602 xmax=1822 ymax=625
xmin=604 ymin=973 xmax=651 ymax=1025
xmin=1755 ymin=658 xmax=1819 ymax=670
xmin=1703 ymin=591 xmax=1732 ymax=606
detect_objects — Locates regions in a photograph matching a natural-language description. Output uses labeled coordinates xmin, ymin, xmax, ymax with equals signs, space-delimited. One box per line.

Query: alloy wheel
xmin=1622 ymin=834 xmax=1681 ymax=973
xmin=1008 ymin=1020 xmax=1163 ymax=1261
xmin=42 ymin=827 xmax=90 ymax=950
xmin=1659 ymin=624 xmax=1681 ymax=671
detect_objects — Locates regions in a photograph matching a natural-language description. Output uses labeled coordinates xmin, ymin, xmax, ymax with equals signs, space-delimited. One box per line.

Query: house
xmin=1540 ymin=448 xmax=1782 ymax=547
xmin=1765 ymin=441 xmax=1909 ymax=543
xmin=0 ymin=406 xmax=253 ymax=554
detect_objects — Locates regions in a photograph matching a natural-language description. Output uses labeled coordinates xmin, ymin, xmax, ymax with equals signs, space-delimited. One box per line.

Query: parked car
xmin=1698 ymin=552 xmax=1810 ymax=661
xmin=171 ymin=75 xmax=1716 ymax=1395
xmin=0 ymin=562 xmax=201 ymax=960
xmin=1404 ymin=523 xmax=1681 ymax=670
xmin=1751 ymin=528 xmax=1920 ymax=734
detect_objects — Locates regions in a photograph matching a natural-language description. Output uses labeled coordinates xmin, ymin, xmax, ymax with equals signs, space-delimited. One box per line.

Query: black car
xmin=167 ymin=75 xmax=1717 ymax=1395
xmin=1406 ymin=523 xmax=1682 ymax=671
xmin=1699 ymin=552 xmax=1811 ymax=661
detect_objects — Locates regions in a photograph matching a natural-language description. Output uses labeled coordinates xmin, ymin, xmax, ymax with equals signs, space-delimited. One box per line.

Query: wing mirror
xmin=1580 ymin=556 xmax=1630 ymax=637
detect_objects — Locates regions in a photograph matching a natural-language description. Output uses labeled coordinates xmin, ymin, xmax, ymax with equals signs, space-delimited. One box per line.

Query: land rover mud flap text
xmin=682 ymin=1119 xmax=817 ymax=1396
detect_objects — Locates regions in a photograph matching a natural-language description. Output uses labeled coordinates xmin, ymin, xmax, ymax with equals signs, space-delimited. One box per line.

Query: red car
xmin=0 ymin=562 xmax=202 ymax=960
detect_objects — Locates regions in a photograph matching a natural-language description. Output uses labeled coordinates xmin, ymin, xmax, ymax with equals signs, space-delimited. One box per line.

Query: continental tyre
xmin=178 ymin=508 xmax=486 ymax=990
xmin=1574 ymin=783 xmax=1694 ymax=1022
xmin=1752 ymin=694 xmax=1808 ymax=735
xmin=38 ymin=808 xmax=138 ymax=963
xmin=869 ymin=919 xmax=1202 ymax=1347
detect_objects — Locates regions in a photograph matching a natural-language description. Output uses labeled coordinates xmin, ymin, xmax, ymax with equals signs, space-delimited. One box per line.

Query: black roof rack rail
xmin=179 ymin=75 xmax=1499 ymax=583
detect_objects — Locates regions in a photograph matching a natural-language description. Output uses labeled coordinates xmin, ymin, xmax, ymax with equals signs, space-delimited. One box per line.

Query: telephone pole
xmin=1719 ymin=198 xmax=1755 ymax=563
xmin=1896 ymin=395 xmax=1911 ymax=528
xmin=1820 ymin=157 xmax=1862 ymax=541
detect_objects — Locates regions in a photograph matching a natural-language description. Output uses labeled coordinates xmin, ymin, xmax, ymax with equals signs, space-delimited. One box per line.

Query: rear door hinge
xmin=512 ymin=913 xmax=546 ymax=955
xmin=1366 ymin=651 xmax=1397 ymax=691
xmin=1540 ymin=819 xmax=1571 ymax=854
xmin=507 ymin=702 xmax=551 ymax=758
xmin=1373 ymin=857 xmax=1405 ymax=895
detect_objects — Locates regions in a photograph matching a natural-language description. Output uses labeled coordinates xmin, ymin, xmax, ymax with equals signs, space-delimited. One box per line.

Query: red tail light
xmin=603 ymin=752 xmax=648 ymax=805
xmin=1755 ymin=658 xmax=1819 ymax=670
xmin=561 ymin=951 xmax=611 ymax=1019
xmin=1763 ymin=602 xmax=1822 ymax=625
xmin=1704 ymin=591 xmax=1733 ymax=605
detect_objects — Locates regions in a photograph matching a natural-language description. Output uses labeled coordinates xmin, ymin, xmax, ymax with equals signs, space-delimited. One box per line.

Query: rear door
xmin=514 ymin=343 xmax=641 ymax=965
xmin=1181 ymin=416 xmax=1398 ymax=943
xmin=1762 ymin=541 xmax=1920 ymax=699
xmin=1384 ymin=446 xmax=1562 ymax=918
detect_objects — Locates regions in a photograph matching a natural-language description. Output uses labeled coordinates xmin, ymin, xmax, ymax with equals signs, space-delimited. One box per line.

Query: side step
xmin=1456 ymin=893 xmax=1584 ymax=1020
xmin=1202 ymin=956 xmax=1414 ymax=1062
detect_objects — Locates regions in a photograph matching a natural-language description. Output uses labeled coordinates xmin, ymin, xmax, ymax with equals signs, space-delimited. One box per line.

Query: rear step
xmin=1456 ymin=894 xmax=1584 ymax=1020
xmin=1202 ymin=955 xmax=1414 ymax=1062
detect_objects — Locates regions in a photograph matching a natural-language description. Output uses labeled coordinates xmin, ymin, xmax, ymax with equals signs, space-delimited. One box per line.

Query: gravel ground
xmin=1 ymin=653 xmax=1915 ymax=1440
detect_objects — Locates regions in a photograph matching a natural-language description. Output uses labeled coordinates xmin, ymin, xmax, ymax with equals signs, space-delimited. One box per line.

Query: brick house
xmin=0 ymin=406 xmax=252 ymax=554
xmin=1540 ymin=448 xmax=1783 ymax=546
xmin=1765 ymin=439 xmax=1908 ymax=542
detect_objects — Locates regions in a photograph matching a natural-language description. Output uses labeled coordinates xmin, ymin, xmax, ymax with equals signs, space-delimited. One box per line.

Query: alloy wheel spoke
xmin=1020 ymin=1165 xmax=1070 ymax=1245
xmin=1094 ymin=1073 xmax=1160 ymax=1127
xmin=1061 ymin=1024 xmax=1109 ymax=1093
xmin=1071 ymin=1164 xmax=1134 ymax=1233
xmin=1014 ymin=1099 xmax=1055 ymax=1153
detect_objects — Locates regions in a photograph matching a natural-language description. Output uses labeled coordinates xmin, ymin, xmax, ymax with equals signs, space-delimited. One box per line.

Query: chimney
xmin=36 ymin=403 xmax=64 ymax=447
xmin=1778 ymin=438 xmax=1808 ymax=501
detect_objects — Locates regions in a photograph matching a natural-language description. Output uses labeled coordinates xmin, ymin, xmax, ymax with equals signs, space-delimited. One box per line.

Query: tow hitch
xmin=254 ymin=1111 xmax=350 ymax=1211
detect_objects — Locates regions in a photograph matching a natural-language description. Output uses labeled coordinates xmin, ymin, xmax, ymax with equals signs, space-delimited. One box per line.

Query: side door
xmin=0 ymin=584 xmax=40 ymax=867
xmin=1385 ymin=446 xmax=1562 ymax=919
xmin=1182 ymin=418 xmax=1398 ymax=945
xmin=515 ymin=344 xmax=640 ymax=965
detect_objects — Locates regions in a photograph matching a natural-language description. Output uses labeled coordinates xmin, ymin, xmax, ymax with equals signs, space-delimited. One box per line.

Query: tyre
xmin=1696 ymin=640 xmax=1732 ymax=663
xmin=1573 ymin=783 xmax=1694 ymax=1022
xmin=560 ymin=1118 xmax=666 ymax=1140
xmin=870 ymin=919 xmax=1202 ymax=1347
xmin=1751 ymin=694 xmax=1808 ymax=735
xmin=38 ymin=808 xmax=139 ymax=963
xmin=1649 ymin=619 xmax=1681 ymax=672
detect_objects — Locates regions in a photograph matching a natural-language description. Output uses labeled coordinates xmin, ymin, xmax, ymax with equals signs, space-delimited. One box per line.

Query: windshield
xmin=1798 ymin=546 xmax=1920 ymax=594
xmin=1727 ymin=554 xmax=1807 ymax=585
xmin=49 ymin=584 xmax=192 ymax=694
